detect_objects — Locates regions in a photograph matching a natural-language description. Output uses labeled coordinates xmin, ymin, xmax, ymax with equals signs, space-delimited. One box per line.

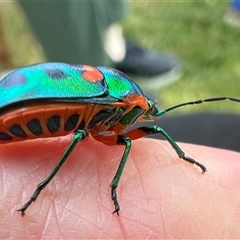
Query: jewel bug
xmin=1 ymin=62 xmax=239 ymax=216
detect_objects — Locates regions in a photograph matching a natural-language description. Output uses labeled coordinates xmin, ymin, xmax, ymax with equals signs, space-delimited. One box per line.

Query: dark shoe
xmin=115 ymin=41 xmax=181 ymax=91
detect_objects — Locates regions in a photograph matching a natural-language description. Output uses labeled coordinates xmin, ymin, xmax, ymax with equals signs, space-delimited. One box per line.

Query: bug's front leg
xmin=124 ymin=125 xmax=207 ymax=173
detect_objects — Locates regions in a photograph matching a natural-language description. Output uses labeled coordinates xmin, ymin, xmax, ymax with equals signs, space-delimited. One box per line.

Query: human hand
xmin=0 ymin=136 xmax=240 ymax=238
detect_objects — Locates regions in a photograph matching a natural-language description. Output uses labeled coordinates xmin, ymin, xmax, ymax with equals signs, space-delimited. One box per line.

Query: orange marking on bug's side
xmin=81 ymin=65 xmax=104 ymax=82
xmin=0 ymin=103 xmax=87 ymax=142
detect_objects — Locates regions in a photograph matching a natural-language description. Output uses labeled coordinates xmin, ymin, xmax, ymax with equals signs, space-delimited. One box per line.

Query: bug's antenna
xmin=157 ymin=96 xmax=240 ymax=116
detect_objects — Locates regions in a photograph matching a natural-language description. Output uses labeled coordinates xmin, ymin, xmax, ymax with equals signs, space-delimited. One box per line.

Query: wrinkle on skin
xmin=0 ymin=137 xmax=240 ymax=238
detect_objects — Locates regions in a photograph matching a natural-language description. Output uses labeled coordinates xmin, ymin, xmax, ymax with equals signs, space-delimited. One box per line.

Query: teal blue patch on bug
xmin=0 ymin=63 xmax=109 ymax=108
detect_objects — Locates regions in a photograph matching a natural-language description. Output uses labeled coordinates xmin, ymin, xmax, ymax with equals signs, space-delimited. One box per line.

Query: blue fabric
xmin=232 ymin=0 xmax=240 ymax=11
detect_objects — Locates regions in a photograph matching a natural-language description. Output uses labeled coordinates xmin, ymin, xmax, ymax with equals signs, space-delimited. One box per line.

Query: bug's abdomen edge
xmin=0 ymin=103 xmax=92 ymax=143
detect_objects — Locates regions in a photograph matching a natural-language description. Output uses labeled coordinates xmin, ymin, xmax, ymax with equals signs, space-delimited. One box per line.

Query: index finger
xmin=0 ymin=137 xmax=240 ymax=238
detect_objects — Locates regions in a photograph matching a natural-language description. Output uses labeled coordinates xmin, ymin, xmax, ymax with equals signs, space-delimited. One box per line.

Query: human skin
xmin=0 ymin=136 xmax=240 ymax=239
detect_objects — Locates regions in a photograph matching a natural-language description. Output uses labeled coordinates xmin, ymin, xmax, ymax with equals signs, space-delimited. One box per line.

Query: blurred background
xmin=0 ymin=1 xmax=240 ymax=151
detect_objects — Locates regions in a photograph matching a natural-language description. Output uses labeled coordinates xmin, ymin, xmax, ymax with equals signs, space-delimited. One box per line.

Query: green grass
xmin=123 ymin=2 xmax=240 ymax=113
xmin=1 ymin=1 xmax=240 ymax=114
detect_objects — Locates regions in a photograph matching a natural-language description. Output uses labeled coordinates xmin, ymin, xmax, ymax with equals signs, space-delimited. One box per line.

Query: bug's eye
xmin=143 ymin=99 xmax=159 ymax=119
xmin=147 ymin=100 xmax=153 ymax=109
xmin=150 ymin=105 xmax=159 ymax=116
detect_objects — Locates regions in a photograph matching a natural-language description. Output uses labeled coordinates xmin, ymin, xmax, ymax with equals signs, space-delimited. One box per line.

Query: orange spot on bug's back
xmin=81 ymin=65 xmax=104 ymax=82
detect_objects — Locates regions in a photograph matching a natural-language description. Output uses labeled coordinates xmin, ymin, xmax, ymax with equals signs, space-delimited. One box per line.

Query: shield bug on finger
xmin=0 ymin=62 xmax=238 ymax=216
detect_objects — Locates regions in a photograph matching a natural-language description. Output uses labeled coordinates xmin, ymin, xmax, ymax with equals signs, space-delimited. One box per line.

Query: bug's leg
xmin=124 ymin=125 xmax=207 ymax=173
xmin=92 ymin=134 xmax=131 ymax=216
xmin=17 ymin=129 xmax=88 ymax=216
xmin=110 ymin=136 xmax=131 ymax=216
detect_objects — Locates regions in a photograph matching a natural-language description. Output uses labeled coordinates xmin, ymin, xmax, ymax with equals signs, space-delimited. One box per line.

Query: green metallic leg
xmin=111 ymin=136 xmax=131 ymax=216
xmin=125 ymin=126 xmax=207 ymax=173
xmin=17 ymin=129 xmax=88 ymax=216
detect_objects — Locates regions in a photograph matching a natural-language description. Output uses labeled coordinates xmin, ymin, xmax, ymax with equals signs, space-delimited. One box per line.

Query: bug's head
xmin=141 ymin=98 xmax=164 ymax=121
